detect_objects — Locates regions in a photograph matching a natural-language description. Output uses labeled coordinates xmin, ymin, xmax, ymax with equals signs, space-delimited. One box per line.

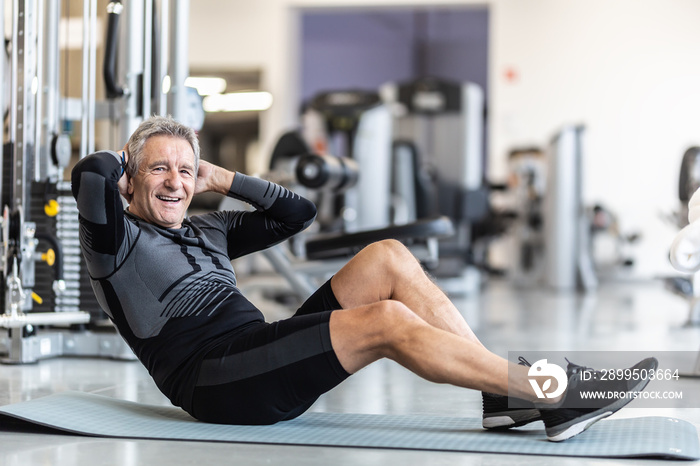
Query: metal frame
xmin=0 ymin=0 xmax=192 ymax=364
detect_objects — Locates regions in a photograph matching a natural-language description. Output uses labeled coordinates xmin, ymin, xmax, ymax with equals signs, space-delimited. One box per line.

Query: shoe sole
xmin=546 ymin=411 xmax=612 ymax=442
xmin=483 ymin=409 xmax=542 ymax=429
xmin=545 ymin=363 xmax=656 ymax=442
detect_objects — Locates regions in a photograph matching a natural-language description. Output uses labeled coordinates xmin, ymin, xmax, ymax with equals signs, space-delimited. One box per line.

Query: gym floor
xmin=0 ymin=276 xmax=699 ymax=465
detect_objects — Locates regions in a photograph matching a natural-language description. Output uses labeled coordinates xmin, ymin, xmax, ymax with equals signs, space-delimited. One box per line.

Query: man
xmin=71 ymin=115 xmax=655 ymax=441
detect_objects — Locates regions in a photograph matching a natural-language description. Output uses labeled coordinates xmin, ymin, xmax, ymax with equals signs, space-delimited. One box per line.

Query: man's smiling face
xmin=127 ymin=135 xmax=196 ymax=229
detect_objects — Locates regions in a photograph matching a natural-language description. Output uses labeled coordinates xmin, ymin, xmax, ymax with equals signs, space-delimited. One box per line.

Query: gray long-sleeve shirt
xmin=71 ymin=150 xmax=316 ymax=410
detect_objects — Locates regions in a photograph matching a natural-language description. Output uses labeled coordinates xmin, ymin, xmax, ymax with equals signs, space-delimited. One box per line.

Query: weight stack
xmin=31 ymin=181 xmax=105 ymax=322
xmin=31 ymin=180 xmax=59 ymax=313
xmin=59 ymin=181 xmax=106 ymax=322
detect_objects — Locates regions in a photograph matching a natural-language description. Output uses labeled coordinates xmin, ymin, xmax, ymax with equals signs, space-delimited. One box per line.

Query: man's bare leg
xmin=327 ymin=240 xmax=539 ymax=400
xmin=330 ymin=239 xmax=482 ymax=345
xmin=328 ymin=299 xmax=539 ymax=401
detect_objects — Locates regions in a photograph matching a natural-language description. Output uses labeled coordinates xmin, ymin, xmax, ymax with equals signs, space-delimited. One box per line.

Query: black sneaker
xmin=482 ymin=357 xmax=542 ymax=429
xmin=482 ymin=392 xmax=541 ymax=429
xmin=538 ymin=357 xmax=658 ymax=442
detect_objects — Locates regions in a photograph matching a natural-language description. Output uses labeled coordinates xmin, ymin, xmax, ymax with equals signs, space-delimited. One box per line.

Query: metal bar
xmin=14 ymin=0 xmax=37 ymax=216
xmin=122 ymin=0 xmax=145 ymax=142
xmin=261 ymin=246 xmax=316 ymax=300
xmin=10 ymin=0 xmax=18 ymax=149
xmin=11 ymin=0 xmax=23 ymax=209
xmin=167 ymin=0 xmax=189 ymax=121
xmin=80 ymin=0 xmax=89 ymax=159
xmin=142 ymin=0 xmax=152 ymax=119
xmin=34 ymin=0 xmax=44 ymax=181
xmin=0 ymin=311 xmax=90 ymax=328
xmin=88 ymin=0 xmax=97 ymax=154
xmin=157 ymin=0 xmax=169 ymax=115
xmin=45 ymin=0 xmax=60 ymax=138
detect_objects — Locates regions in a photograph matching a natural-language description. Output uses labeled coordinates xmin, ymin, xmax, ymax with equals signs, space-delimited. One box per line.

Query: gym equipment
xmin=268 ymin=80 xmax=512 ymax=298
xmin=0 ymin=391 xmax=697 ymax=460
xmin=292 ymin=89 xmax=393 ymax=233
xmin=542 ymin=125 xmax=597 ymax=292
xmin=261 ymin=90 xmax=457 ymax=302
xmin=665 ymin=147 xmax=700 ymax=377
xmin=295 ymin=153 xmax=359 ymax=193
xmin=679 ymin=147 xmax=700 ymax=215
xmin=505 ymin=125 xmax=603 ymax=292
xmin=0 ymin=0 xmax=93 ymax=363
xmin=381 ymin=78 xmax=508 ymax=295
xmin=587 ymin=204 xmax=639 ymax=275
xmin=0 ymin=0 xmax=196 ymax=363
xmin=666 ymin=147 xmax=700 ymax=326
xmin=503 ymin=147 xmax=546 ymax=287
xmin=221 ymin=194 xmax=454 ymax=302
xmin=505 ymin=133 xmax=639 ymax=290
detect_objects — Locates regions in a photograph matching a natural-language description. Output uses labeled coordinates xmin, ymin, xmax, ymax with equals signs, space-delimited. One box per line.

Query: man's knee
xmin=330 ymin=299 xmax=425 ymax=372
xmin=337 ymin=299 xmax=420 ymax=345
xmin=364 ymin=239 xmax=416 ymax=269
xmin=367 ymin=238 xmax=408 ymax=256
xmin=366 ymin=299 xmax=423 ymax=345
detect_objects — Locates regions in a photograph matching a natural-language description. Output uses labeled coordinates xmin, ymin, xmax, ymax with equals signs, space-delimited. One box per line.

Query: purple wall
xmin=300 ymin=8 xmax=489 ymax=104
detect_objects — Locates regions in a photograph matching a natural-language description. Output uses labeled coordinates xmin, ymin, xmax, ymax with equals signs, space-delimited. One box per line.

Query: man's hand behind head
xmin=195 ymin=160 xmax=235 ymax=196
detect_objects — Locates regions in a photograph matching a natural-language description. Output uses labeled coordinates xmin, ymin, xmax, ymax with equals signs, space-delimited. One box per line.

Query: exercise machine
xmin=251 ymin=89 xmax=456 ymax=303
xmin=542 ymin=125 xmax=597 ymax=292
xmin=665 ymin=146 xmax=700 ymax=327
xmin=665 ymin=146 xmax=700 ymax=377
xmin=504 ymin=129 xmax=639 ymax=291
xmin=277 ymin=90 xmax=394 ymax=234
xmin=502 ymin=147 xmax=546 ymax=287
xmin=0 ymin=0 xmax=196 ymax=363
xmin=504 ymin=126 xmax=608 ymax=292
xmin=380 ymin=78 xmax=508 ymax=295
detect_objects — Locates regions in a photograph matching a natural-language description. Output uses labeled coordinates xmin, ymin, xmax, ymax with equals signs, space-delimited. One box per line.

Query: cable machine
xmin=0 ymin=0 xmax=196 ymax=363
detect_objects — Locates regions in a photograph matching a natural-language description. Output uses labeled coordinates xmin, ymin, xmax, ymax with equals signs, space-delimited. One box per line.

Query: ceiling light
xmin=202 ymin=91 xmax=273 ymax=113
xmin=185 ymin=77 xmax=228 ymax=96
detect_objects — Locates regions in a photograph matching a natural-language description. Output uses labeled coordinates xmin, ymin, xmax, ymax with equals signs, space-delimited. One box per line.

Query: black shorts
xmin=189 ymin=279 xmax=350 ymax=425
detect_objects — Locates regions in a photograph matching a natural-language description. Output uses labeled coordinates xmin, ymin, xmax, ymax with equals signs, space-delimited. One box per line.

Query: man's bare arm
xmin=196 ymin=160 xmax=235 ymax=195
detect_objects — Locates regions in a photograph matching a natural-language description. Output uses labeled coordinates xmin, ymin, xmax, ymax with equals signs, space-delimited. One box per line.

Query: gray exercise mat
xmin=0 ymin=391 xmax=698 ymax=460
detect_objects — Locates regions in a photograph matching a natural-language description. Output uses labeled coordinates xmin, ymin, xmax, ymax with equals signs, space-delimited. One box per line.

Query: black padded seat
xmin=304 ymin=216 xmax=454 ymax=261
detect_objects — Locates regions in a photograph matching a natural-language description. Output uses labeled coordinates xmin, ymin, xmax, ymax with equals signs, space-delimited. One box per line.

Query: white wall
xmin=190 ymin=0 xmax=700 ymax=279
xmin=492 ymin=0 xmax=700 ymax=278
